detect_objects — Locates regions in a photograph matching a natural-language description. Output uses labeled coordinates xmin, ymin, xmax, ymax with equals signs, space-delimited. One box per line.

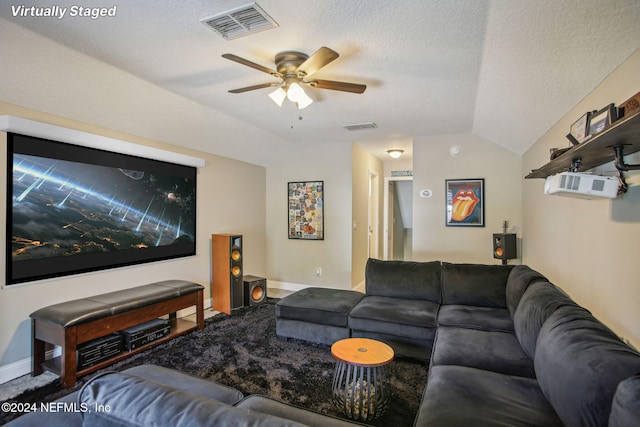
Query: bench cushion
xmin=275 ymin=287 xmax=363 ymax=327
xmin=30 ymin=280 xmax=203 ymax=328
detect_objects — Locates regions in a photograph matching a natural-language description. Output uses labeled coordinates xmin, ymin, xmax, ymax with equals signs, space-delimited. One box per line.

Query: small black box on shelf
xmin=77 ymin=333 xmax=123 ymax=370
xmin=120 ymin=318 xmax=171 ymax=351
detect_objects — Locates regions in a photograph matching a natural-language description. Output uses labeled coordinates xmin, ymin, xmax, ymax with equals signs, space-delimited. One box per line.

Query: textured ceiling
xmin=1 ymin=0 xmax=640 ymax=166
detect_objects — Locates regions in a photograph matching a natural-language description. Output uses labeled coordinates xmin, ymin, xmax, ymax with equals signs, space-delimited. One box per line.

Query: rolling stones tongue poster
xmin=445 ymin=178 xmax=485 ymax=227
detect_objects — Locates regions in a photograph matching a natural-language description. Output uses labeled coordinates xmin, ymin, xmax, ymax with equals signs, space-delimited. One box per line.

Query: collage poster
xmin=288 ymin=181 xmax=324 ymax=240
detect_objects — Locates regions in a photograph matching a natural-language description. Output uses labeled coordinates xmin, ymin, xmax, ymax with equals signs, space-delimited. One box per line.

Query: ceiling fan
xmin=222 ymin=47 xmax=366 ymax=109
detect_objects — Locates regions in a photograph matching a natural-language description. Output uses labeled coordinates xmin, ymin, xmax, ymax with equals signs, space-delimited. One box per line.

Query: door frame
xmin=383 ymin=176 xmax=413 ymax=260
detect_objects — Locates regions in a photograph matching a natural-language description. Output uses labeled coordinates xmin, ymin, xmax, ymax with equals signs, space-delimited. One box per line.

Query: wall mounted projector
xmin=544 ymin=172 xmax=618 ymax=199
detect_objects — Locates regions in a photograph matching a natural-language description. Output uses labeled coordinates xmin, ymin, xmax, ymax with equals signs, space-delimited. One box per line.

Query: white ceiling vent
xmin=343 ymin=122 xmax=378 ymax=131
xmin=201 ymin=3 xmax=278 ymax=40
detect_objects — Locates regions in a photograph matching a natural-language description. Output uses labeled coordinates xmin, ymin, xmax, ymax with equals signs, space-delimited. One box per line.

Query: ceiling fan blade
xmin=307 ymin=79 xmax=367 ymax=94
xmin=228 ymin=82 xmax=281 ymax=93
xmin=222 ymin=54 xmax=280 ymax=77
xmin=296 ymin=47 xmax=339 ymax=77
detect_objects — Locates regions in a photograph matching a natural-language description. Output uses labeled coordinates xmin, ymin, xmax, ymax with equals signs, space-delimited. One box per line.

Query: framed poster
xmin=288 ymin=181 xmax=324 ymax=240
xmin=445 ymin=178 xmax=484 ymax=227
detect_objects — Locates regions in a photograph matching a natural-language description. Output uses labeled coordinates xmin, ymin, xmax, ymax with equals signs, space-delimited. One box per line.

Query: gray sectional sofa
xmin=7 ymin=259 xmax=640 ymax=426
xmin=277 ymin=258 xmax=640 ymax=426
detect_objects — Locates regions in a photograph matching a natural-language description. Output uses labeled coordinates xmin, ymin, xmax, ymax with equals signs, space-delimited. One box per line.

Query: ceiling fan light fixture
xmin=286 ymin=82 xmax=305 ymax=102
xmin=387 ymin=149 xmax=404 ymax=159
xmin=284 ymin=81 xmax=313 ymax=109
xmin=295 ymin=90 xmax=313 ymax=109
xmin=268 ymin=87 xmax=286 ymax=106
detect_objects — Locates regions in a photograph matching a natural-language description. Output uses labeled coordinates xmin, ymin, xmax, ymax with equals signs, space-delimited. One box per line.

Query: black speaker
xmin=212 ymin=234 xmax=243 ymax=314
xmin=243 ymin=275 xmax=267 ymax=307
xmin=493 ymin=233 xmax=517 ymax=264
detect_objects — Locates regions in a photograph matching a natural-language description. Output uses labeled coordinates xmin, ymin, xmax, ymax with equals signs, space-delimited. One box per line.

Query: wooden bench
xmin=30 ymin=280 xmax=204 ymax=388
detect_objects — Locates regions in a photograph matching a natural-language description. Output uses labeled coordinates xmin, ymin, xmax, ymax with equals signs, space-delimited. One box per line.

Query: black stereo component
xmin=76 ymin=333 xmax=123 ymax=370
xmin=120 ymin=318 xmax=171 ymax=351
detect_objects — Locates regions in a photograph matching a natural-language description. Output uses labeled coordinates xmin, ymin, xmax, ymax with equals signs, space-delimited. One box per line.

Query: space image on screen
xmin=6 ymin=132 xmax=197 ymax=285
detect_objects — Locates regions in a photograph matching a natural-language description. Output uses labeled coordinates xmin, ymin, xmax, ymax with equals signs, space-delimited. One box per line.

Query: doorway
xmin=383 ymin=176 xmax=413 ymax=260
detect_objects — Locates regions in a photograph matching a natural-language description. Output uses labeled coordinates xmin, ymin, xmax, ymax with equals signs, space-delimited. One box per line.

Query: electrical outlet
xmin=316 ymin=267 xmax=322 ymax=277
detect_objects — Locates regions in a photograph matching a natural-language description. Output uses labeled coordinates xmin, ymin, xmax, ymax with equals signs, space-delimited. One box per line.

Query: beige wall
xmin=522 ymin=49 xmax=640 ymax=349
xmin=351 ymin=143 xmax=384 ymax=287
xmin=0 ymin=104 xmax=266 ymax=369
xmin=412 ymin=133 xmax=523 ymax=263
xmin=265 ymin=142 xmax=353 ymax=290
xmin=0 ymin=20 xmax=270 ymax=373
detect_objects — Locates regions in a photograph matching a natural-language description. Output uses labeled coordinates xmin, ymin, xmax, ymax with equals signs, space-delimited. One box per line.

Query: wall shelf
xmin=525 ymin=112 xmax=640 ymax=179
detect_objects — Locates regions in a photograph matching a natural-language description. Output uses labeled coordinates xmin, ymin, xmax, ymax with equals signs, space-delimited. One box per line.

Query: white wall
xmin=412 ymin=133 xmax=523 ymax=263
xmin=522 ymin=49 xmax=640 ymax=349
xmin=265 ymin=142 xmax=353 ymax=290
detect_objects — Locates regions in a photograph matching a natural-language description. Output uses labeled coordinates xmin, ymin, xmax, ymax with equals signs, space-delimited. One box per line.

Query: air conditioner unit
xmin=544 ymin=172 xmax=618 ymax=199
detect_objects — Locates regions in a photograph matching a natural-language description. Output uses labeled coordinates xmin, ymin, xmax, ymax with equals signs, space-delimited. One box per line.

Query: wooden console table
xmin=31 ymin=280 xmax=204 ymax=388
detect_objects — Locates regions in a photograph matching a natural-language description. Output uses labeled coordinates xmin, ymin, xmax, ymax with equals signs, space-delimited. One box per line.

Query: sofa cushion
xmin=78 ymin=372 xmax=306 ymax=427
xmin=441 ymin=263 xmax=513 ymax=308
xmin=609 ymin=373 xmax=640 ymax=427
xmin=364 ymin=258 xmax=442 ymax=302
xmin=415 ymin=365 xmax=563 ymax=427
xmin=431 ymin=326 xmax=535 ymax=378
xmin=121 ymin=364 xmax=243 ymax=404
xmin=348 ymin=295 xmax=438 ymax=340
xmin=236 ymin=395 xmax=361 ymax=427
xmin=534 ymin=305 xmax=640 ymax=427
xmin=505 ymin=265 xmax=547 ymax=316
xmin=275 ymin=287 xmax=364 ymax=327
xmin=513 ymin=281 xmax=577 ymax=359
xmin=437 ymin=305 xmax=513 ymax=332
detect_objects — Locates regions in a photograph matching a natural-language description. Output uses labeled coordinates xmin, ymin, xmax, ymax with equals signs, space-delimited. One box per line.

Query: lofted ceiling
xmin=1 ymin=0 xmax=640 ymax=166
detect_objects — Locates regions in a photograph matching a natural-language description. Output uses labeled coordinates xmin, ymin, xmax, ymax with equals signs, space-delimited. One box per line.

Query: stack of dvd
xmin=120 ymin=318 xmax=171 ymax=351
xmin=77 ymin=333 xmax=123 ymax=370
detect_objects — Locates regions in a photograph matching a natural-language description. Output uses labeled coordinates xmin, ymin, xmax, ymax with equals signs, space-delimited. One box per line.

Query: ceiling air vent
xmin=343 ymin=122 xmax=378 ymax=131
xmin=200 ymin=3 xmax=278 ymax=40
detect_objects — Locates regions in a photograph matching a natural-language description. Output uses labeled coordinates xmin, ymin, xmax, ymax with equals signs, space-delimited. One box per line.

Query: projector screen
xmin=6 ymin=132 xmax=197 ymax=285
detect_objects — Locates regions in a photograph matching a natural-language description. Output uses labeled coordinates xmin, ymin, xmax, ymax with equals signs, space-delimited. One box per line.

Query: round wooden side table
xmin=331 ymin=338 xmax=394 ymax=421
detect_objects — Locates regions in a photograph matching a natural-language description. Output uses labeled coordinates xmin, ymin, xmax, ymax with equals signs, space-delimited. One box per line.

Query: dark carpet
xmin=1 ymin=299 xmax=428 ymax=426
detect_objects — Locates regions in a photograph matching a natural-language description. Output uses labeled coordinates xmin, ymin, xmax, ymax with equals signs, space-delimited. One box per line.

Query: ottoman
xmin=276 ymin=287 xmax=365 ymax=345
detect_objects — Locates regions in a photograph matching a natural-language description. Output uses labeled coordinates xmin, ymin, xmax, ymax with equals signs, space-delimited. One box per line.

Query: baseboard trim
xmin=0 ymin=347 xmax=61 ymax=385
xmin=267 ymin=281 xmax=309 ymax=293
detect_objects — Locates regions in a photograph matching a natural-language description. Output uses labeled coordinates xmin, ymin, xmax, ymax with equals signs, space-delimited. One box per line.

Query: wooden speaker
xmin=212 ymin=234 xmax=244 ymax=314
xmin=243 ymin=275 xmax=267 ymax=307
xmin=493 ymin=233 xmax=517 ymax=264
